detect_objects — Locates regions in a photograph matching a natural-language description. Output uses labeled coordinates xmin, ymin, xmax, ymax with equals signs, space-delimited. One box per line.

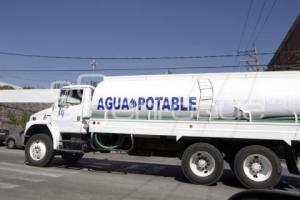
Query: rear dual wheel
xmin=234 ymin=145 xmax=282 ymax=189
xmin=181 ymin=143 xmax=224 ymax=185
xmin=181 ymin=143 xmax=282 ymax=189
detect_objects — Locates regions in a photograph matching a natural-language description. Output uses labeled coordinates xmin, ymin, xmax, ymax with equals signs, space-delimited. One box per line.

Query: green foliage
xmin=23 ymin=86 xmax=35 ymax=89
xmin=7 ymin=112 xmax=17 ymax=124
xmin=7 ymin=111 xmax=30 ymax=127
xmin=0 ymin=85 xmax=14 ymax=90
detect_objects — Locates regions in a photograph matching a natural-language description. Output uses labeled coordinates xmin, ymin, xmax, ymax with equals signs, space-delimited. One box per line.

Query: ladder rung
xmin=200 ymin=98 xmax=213 ymax=101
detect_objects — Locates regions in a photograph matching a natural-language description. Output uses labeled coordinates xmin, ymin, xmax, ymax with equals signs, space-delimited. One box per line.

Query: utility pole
xmin=89 ymin=59 xmax=98 ymax=87
xmin=238 ymin=43 xmax=262 ymax=71
xmin=90 ymin=59 xmax=97 ymax=73
xmin=165 ymin=69 xmax=172 ymax=74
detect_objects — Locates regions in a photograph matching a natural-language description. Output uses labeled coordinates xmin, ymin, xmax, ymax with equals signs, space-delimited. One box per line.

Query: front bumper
xmin=0 ymin=134 xmax=8 ymax=142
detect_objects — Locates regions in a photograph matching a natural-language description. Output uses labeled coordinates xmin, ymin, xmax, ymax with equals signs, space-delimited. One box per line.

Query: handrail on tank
xmin=248 ymin=112 xmax=253 ymax=122
xmin=294 ymin=112 xmax=298 ymax=123
xmin=104 ymin=110 xmax=108 ymax=120
xmin=208 ymin=79 xmax=213 ymax=121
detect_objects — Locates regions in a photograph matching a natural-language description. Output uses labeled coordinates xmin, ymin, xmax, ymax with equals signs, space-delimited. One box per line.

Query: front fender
xmin=24 ymin=120 xmax=61 ymax=150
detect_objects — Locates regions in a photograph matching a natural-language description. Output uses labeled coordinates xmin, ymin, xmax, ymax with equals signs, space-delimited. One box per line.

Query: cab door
xmin=53 ymin=89 xmax=84 ymax=133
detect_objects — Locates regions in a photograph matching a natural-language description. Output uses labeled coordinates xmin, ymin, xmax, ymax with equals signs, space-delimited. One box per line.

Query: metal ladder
xmin=196 ymin=79 xmax=214 ymax=121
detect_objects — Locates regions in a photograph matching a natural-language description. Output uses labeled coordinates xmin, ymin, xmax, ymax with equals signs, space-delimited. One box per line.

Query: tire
xmin=234 ymin=145 xmax=282 ymax=189
xmin=25 ymin=134 xmax=54 ymax=167
xmin=6 ymin=139 xmax=16 ymax=149
xmin=181 ymin=143 xmax=224 ymax=185
xmin=61 ymin=153 xmax=83 ymax=163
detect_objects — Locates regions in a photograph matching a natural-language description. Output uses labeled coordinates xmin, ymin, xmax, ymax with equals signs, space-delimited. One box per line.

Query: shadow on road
xmin=47 ymin=157 xmax=300 ymax=191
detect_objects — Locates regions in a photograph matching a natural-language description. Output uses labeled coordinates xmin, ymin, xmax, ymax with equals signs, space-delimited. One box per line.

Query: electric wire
xmin=253 ymin=0 xmax=278 ymax=43
xmin=0 ymin=50 xmax=275 ymax=60
xmin=246 ymin=0 xmax=267 ymax=49
xmin=0 ymin=63 xmax=299 ymax=72
xmin=237 ymin=0 xmax=254 ymax=51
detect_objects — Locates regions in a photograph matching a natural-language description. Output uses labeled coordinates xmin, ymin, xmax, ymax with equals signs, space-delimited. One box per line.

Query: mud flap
xmin=285 ymin=142 xmax=300 ymax=175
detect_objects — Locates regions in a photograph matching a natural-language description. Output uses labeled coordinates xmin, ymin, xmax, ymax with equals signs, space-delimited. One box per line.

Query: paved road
xmin=0 ymin=146 xmax=299 ymax=200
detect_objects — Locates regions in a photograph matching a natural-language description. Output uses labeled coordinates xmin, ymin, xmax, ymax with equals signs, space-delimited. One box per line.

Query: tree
xmin=0 ymin=85 xmax=14 ymax=90
xmin=23 ymin=86 xmax=35 ymax=89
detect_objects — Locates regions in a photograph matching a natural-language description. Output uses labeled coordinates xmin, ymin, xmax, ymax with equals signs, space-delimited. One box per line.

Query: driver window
xmin=59 ymin=89 xmax=83 ymax=106
xmin=66 ymin=89 xmax=83 ymax=105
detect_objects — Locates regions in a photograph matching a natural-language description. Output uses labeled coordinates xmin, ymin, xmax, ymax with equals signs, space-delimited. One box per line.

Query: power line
xmin=237 ymin=0 xmax=254 ymax=51
xmin=246 ymin=0 xmax=267 ymax=49
xmin=0 ymin=63 xmax=299 ymax=72
xmin=0 ymin=50 xmax=275 ymax=61
xmin=0 ymin=49 xmax=298 ymax=61
xmin=253 ymin=0 xmax=278 ymax=43
xmin=0 ymin=50 xmax=298 ymax=69
xmin=0 ymin=66 xmax=247 ymax=72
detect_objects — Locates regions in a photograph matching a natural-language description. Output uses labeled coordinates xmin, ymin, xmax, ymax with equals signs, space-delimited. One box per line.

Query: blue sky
xmin=0 ymin=0 xmax=299 ymax=88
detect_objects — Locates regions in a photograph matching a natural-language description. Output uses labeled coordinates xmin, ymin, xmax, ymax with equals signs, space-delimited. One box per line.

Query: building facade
xmin=268 ymin=15 xmax=300 ymax=71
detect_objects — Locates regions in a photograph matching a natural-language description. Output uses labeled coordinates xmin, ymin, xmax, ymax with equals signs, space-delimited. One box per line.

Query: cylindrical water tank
xmin=91 ymin=71 xmax=300 ymax=121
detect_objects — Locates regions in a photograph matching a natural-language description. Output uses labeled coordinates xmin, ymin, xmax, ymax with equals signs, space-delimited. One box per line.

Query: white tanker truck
xmin=24 ymin=71 xmax=300 ymax=189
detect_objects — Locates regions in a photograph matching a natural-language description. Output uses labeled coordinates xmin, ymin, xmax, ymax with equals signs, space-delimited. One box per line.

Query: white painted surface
xmin=92 ymin=71 xmax=300 ymax=120
xmin=89 ymin=119 xmax=300 ymax=144
xmin=0 ymin=89 xmax=60 ymax=103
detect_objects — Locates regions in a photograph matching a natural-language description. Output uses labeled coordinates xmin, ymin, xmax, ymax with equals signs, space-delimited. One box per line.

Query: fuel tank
xmin=91 ymin=71 xmax=300 ymax=121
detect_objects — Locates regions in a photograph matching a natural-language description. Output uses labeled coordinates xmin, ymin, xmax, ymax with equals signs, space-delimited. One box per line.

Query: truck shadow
xmin=51 ymin=157 xmax=300 ymax=191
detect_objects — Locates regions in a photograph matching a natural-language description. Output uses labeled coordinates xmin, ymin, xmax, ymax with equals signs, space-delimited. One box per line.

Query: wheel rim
xmin=189 ymin=151 xmax=216 ymax=177
xmin=243 ymin=154 xmax=272 ymax=182
xmin=8 ymin=140 xmax=14 ymax=148
xmin=29 ymin=140 xmax=47 ymax=161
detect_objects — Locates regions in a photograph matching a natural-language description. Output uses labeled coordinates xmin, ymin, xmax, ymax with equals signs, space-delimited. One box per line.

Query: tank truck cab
xmin=24 ymin=85 xmax=95 ymax=166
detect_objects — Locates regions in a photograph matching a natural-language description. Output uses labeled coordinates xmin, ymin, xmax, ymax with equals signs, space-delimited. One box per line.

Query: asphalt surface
xmin=0 ymin=146 xmax=299 ymax=200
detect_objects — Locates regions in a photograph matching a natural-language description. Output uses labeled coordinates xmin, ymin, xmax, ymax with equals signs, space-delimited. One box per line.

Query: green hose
xmin=93 ymin=133 xmax=125 ymax=149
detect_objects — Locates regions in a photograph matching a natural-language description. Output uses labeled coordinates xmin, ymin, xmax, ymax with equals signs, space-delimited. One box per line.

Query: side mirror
xmin=58 ymin=101 xmax=65 ymax=108
xmin=58 ymin=95 xmax=67 ymax=107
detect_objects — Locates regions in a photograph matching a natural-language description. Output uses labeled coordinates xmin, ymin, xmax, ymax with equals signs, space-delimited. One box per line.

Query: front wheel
xmin=61 ymin=153 xmax=83 ymax=163
xmin=234 ymin=145 xmax=282 ymax=189
xmin=181 ymin=143 xmax=224 ymax=185
xmin=25 ymin=134 xmax=54 ymax=167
